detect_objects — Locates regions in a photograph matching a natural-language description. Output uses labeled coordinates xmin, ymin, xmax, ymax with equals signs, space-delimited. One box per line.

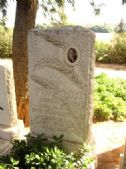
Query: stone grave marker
xmin=0 ymin=59 xmax=18 ymax=140
xmin=28 ymin=26 xmax=95 ymax=151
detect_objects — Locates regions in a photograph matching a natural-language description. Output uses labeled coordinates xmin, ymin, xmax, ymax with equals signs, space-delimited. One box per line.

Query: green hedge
xmin=94 ymin=73 xmax=126 ymax=121
xmin=0 ymin=25 xmax=12 ymax=58
xmin=95 ymin=33 xmax=126 ymax=63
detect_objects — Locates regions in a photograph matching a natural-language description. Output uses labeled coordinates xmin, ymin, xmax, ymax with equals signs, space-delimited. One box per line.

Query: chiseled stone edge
xmin=28 ymin=26 xmax=95 ymax=151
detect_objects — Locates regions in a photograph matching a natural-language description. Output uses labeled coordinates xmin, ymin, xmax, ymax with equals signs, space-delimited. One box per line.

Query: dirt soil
xmin=94 ymin=63 xmax=126 ymax=169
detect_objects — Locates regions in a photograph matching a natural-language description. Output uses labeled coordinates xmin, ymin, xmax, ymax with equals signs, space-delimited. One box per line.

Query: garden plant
xmin=0 ymin=134 xmax=94 ymax=169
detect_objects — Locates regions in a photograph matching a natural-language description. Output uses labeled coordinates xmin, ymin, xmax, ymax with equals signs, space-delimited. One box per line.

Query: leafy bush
xmin=0 ymin=134 xmax=94 ymax=169
xmin=95 ymin=41 xmax=110 ymax=63
xmin=109 ymin=33 xmax=126 ymax=63
xmin=94 ymin=73 xmax=126 ymax=121
xmin=0 ymin=25 xmax=12 ymax=58
xmin=95 ymin=33 xmax=126 ymax=63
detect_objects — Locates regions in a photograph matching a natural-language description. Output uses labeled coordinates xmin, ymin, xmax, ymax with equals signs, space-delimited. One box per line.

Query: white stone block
xmin=28 ymin=26 xmax=95 ymax=151
xmin=0 ymin=59 xmax=18 ymax=140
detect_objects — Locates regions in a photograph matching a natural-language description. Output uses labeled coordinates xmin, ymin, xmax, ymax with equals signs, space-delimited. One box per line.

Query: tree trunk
xmin=12 ymin=0 xmax=38 ymax=127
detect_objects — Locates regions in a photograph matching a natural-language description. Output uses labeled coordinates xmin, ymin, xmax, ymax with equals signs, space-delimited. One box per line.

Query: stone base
xmin=0 ymin=120 xmax=30 ymax=141
xmin=0 ymin=124 xmax=19 ymax=140
xmin=62 ymin=141 xmax=82 ymax=153
xmin=0 ymin=120 xmax=30 ymax=156
xmin=0 ymin=138 xmax=12 ymax=155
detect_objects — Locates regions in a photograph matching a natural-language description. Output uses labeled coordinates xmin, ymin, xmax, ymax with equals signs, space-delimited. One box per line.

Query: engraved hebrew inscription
xmin=28 ymin=26 xmax=95 ymax=150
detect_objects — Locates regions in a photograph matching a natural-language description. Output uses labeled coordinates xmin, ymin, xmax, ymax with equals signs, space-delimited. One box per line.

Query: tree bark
xmin=12 ymin=0 xmax=38 ymax=127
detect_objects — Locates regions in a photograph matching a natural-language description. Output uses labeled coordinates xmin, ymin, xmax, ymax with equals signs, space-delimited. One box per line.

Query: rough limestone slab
xmin=0 ymin=138 xmax=12 ymax=155
xmin=28 ymin=26 xmax=95 ymax=150
xmin=0 ymin=59 xmax=17 ymax=127
xmin=0 ymin=59 xmax=18 ymax=139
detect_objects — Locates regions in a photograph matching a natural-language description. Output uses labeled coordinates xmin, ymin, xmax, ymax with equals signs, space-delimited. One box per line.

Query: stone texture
xmin=120 ymin=141 xmax=126 ymax=169
xmin=0 ymin=138 xmax=12 ymax=155
xmin=0 ymin=59 xmax=18 ymax=140
xmin=28 ymin=26 xmax=95 ymax=150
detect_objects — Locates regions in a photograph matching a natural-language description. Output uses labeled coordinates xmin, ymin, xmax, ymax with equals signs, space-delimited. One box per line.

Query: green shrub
xmin=109 ymin=33 xmax=126 ymax=63
xmin=0 ymin=134 xmax=94 ymax=169
xmin=95 ymin=41 xmax=110 ymax=63
xmin=95 ymin=33 xmax=126 ymax=63
xmin=0 ymin=25 xmax=12 ymax=58
xmin=94 ymin=73 xmax=126 ymax=121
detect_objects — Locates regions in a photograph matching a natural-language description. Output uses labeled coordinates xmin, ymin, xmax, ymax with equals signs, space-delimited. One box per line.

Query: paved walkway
xmin=95 ymin=63 xmax=126 ymax=79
